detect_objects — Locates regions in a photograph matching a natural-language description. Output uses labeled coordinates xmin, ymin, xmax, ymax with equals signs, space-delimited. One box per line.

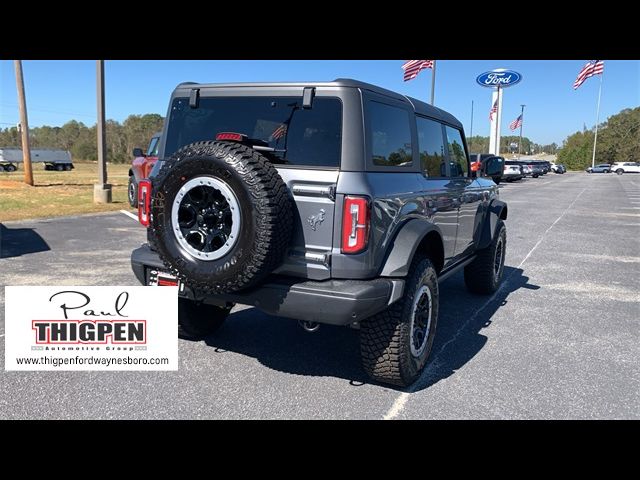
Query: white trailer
xmin=0 ymin=148 xmax=74 ymax=172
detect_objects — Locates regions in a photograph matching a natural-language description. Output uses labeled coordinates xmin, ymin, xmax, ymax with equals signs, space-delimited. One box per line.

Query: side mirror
xmin=133 ymin=148 xmax=145 ymax=158
xmin=484 ymin=156 xmax=503 ymax=177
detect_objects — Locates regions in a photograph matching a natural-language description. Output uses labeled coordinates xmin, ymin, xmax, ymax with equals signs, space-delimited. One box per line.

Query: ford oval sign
xmin=476 ymin=69 xmax=522 ymax=88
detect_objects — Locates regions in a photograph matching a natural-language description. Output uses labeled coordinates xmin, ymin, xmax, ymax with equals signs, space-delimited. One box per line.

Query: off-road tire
xmin=178 ymin=298 xmax=231 ymax=340
xmin=464 ymin=220 xmax=507 ymax=294
xmin=128 ymin=176 xmax=138 ymax=208
xmin=151 ymin=141 xmax=292 ymax=294
xmin=360 ymin=256 xmax=439 ymax=387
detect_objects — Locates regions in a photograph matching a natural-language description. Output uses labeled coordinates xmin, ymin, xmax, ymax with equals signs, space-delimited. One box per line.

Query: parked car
xmin=518 ymin=162 xmax=533 ymax=177
xmin=471 ymin=153 xmax=503 ymax=184
xmin=516 ymin=161 xmax=542 ymax=178
xmin=128 ymin=133 xmax=161 ymax=207
xmin=586 ymin=163 xmax=611 ymax=173
xmin=131 ymin=78 xmax=508 ymax=387
xmin=553 ymin=164 xmax=566 ymax=174
xmin=503 ymin=161 xmax=524 ymax=181
xmin=530 ymin=160 xmax=550 ymax=175
xmin=611 ymin=162 xmax=640 ymax=175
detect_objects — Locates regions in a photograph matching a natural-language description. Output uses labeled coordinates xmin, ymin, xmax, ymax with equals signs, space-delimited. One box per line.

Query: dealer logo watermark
xmin=4 ymin=286 xmax=178 ymax=371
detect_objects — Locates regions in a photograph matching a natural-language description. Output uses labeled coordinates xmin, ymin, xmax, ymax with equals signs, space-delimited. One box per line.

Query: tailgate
xmin=272 ymin=168 xmax=339 ymax=280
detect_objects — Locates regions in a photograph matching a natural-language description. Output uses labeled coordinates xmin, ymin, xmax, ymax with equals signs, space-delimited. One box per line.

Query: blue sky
xmin=1 ymin=60 xmax=638 ymax=145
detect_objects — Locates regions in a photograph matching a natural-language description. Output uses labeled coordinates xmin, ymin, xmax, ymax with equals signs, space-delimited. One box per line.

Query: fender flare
xmin=129 ymin=168 xmax=139 ymax=182
xmin=380 ymin=219 xmax=444 ymax=277
xmin=476 ymin=199 xmax=507 ymax=250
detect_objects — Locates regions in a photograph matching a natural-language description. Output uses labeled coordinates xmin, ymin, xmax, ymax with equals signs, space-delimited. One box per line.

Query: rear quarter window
xmin=368 ymin=101 xmax=413 ymax=167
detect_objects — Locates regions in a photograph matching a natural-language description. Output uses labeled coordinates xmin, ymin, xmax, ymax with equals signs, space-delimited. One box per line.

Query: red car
xmin=128 ymin=132 xmax=161 ymax=207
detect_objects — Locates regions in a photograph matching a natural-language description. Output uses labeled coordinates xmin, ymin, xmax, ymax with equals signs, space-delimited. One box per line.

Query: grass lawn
xmin=0 ymin=162 xmax=135 ymax=222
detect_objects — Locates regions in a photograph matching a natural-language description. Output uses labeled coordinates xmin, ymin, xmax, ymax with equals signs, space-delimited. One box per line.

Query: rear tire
xmin=464 ymin=220 xmax=507 ymax=294
xmin=55 ymin=164 xmax=64 ymax=171
xmin=128 ymin=176 xmax=138 ymax=208
xmin=360 ymin=256 xmax=439 ymax=387
xmin=178 ymin=298 xmax=232 ymax=340
xmin=5 ymin=164 xmax=17 ymax=172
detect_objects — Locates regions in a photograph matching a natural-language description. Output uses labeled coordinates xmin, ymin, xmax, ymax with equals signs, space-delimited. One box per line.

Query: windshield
xmin=164 ymin=96 xmax=342 ymax=168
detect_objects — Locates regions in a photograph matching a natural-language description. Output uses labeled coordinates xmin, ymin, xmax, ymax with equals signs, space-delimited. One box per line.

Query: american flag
xmin=509 ymin=114 xmax=523 ymax=131
xmin=271 ymin=123 xmax=287 ymax=140
xmin=489 ymin=99 xmax=498 ymax=121
xmin=573 ymin=60 xmax=604 ymax=90
xmin=402 ymin=60 xmax=434 ymax=82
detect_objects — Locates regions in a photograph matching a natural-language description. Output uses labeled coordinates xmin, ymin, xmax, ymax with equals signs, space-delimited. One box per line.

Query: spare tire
xmin=150 ymin=140 xmax=292 ymax=293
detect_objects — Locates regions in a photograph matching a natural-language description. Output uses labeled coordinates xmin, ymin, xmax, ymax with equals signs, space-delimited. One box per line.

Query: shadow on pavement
xmin=411 ymin=266 xmax=539 ymax=392
xmin=0 ymin=223 xmax=51 ymax=259
xmin=201 ymin=265 xmax=538 ymax=390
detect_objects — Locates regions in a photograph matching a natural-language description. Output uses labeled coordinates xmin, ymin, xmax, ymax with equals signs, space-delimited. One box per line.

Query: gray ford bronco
xmin=131 ymin=79 xmax=507 ymax=386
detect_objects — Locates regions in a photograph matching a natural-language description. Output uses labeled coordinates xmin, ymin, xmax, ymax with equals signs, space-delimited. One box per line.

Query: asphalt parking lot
xmin=1 ymin=172 xmax=639 ymax=419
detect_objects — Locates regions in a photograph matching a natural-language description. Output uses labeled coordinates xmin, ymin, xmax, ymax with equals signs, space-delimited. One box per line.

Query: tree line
xmin=556 ymin=107 xmax=639 ymax=170
xmin=467 ymin=136 xmax=558 ymax=156
xmin=0 ymin=114 xmax=164 ymax=164
xmin=1 ymin=107 xmax=635 ymax=169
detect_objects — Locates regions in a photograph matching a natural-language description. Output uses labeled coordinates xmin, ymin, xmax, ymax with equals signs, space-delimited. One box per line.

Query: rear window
xmin=164 ymin=96 xmax=342 ymax=168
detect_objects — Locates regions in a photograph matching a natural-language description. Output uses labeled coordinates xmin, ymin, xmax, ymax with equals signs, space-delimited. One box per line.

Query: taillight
xmin=341 ymin=196 xmax=370 ymax=254
xmin=138 ymin=179 xmax=151 ymax=227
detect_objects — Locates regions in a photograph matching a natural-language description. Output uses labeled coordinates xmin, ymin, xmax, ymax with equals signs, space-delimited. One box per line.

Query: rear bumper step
xmin=131 ymin=245 xmax=403 ymax=326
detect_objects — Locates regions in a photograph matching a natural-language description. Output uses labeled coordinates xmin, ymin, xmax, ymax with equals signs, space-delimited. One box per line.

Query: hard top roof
xmin=174 ymin=78 xmax=463 ymax=128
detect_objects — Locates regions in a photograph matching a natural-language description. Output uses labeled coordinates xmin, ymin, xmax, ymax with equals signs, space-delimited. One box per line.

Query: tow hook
xmin=299 ymin=320 xmax=320 ymax=333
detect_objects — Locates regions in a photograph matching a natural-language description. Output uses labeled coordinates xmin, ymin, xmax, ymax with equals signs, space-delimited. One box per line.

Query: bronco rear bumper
xmin=131 ymin=244 xmax=403 ymax=326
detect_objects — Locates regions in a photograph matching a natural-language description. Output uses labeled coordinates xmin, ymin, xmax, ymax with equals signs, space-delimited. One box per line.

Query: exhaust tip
xmin=299 ymin=320 xmax=320 ymax=333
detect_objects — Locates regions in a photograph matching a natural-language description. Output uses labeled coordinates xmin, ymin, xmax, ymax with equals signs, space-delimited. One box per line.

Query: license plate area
xmin=148 ymin=269 xmax=187 ymax=295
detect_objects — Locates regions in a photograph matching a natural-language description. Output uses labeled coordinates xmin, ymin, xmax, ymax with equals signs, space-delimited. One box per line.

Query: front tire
xmin=464 ymin=220 xmax=507 ymax=294
xmin=178 ymin=298 xmax=232 ymax=340
xmin=616 ymin=169 xmax=624 ymax=175
xmin=360 ymin=256 xmax=439 ymax=387
xmin=127 ymin=176 xmax=138 ymax=208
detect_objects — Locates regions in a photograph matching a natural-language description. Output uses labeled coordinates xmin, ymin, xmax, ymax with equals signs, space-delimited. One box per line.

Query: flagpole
xmin=493 ymin=85 xmax=501 ymax=155
xmin=430 ymin=61 xmax=436 ymax=105
xmin=591 ymin=70 xmax=604 ymax=170
xmin=469 ymin=100 xmax=474 ymax=140
xmin=518 ymin=104 xmax=525 ymax=159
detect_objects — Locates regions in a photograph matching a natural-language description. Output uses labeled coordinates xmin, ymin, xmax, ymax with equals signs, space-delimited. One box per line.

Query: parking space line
xmin=383 ymin=186 xmax=588 ymax=420
xmin=120 ymin=210 xmax=139 ymax=221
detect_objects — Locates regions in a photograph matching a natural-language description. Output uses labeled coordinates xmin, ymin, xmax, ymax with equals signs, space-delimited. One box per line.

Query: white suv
xmin=612 ymin=162 xmax=640 ymax=175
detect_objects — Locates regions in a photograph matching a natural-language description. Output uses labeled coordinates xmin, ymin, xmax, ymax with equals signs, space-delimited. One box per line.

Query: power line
xmin=0 ymin=102 xmax=95 ymax=118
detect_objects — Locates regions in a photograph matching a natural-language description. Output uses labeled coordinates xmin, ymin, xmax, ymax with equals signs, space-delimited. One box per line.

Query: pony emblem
xmin=307 ymin=209 xmax=326 ymax=231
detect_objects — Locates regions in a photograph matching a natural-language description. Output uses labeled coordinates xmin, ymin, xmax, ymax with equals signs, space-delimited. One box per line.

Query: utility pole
xmin=94 ymin=60 xmax=112 ymax=203
xmin=14 ymin=60 xmax=33 ymax=186
xmin=518 ymin=104 xmax=525 ymax=160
